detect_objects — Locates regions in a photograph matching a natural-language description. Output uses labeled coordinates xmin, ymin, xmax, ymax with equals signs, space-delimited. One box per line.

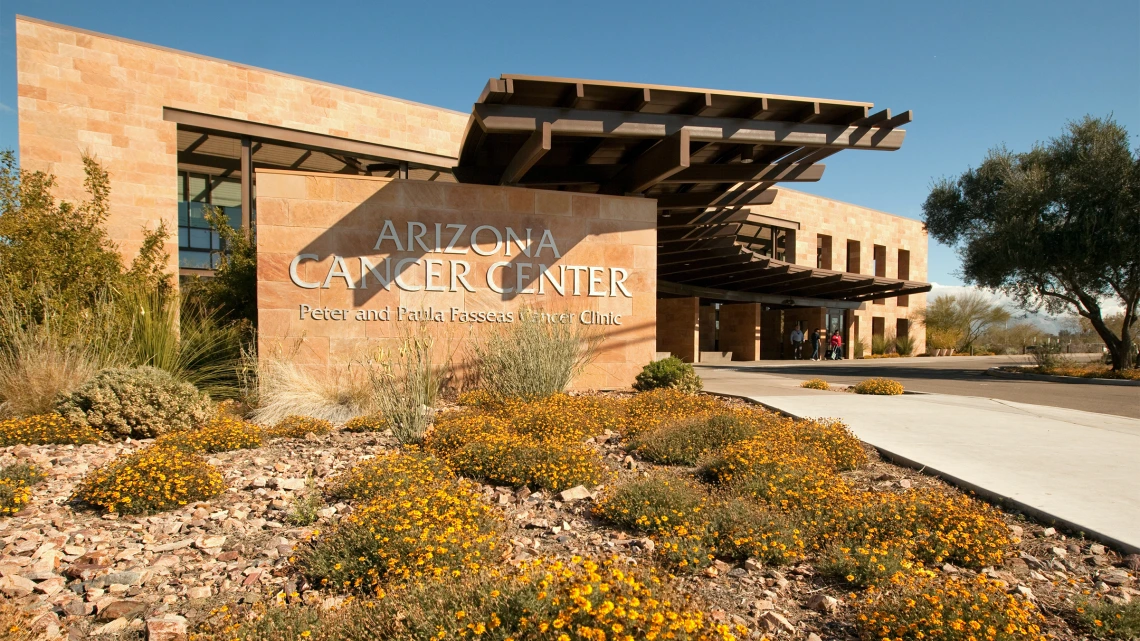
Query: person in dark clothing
xmin=810 ymin=328 xmax=822 ymax=361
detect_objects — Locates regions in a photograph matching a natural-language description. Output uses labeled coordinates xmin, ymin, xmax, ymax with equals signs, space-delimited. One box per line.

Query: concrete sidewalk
xmin=704 ymin=380 xmax=1140 ymax=553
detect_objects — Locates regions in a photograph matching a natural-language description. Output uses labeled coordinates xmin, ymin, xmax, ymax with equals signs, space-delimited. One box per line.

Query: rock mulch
xmin=1 ymin=421 xmax=1136 ymax=640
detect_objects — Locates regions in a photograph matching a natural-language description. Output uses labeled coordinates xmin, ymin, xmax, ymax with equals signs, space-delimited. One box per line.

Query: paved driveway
xmin=697 ymin=355 xmax=1140 ymax=418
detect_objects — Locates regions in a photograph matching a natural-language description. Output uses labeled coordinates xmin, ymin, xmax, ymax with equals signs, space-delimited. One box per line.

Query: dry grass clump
xmin=594 ymin=473 xmax=804 ymax=571
xmin=341 ymin=414 xmax=388 ymax=433
xmin=0 ymin=601 xmax=39 ymax=641
xmin=0 ymin=413 xmax=102 ymax=446
xmin=0 ymin=463 xmax=46 ymax=516
xmin=55 ymin=365 xmax=212 ymax=439
xmin=250 ymin=357 xmax=371 ymax=426
xmin=800 ymin=378 xmax=830 ymax=390
xmin=1076 ymin=598 xmax=1140 ymax=640
xmin=299 ymin=469 xmax=500 ymax=592
xmin=157 ymin=416 xmax=264 ymax=453
xmin=1039 ymin=364 xmax=1140 ymax=381
xmin=70 ymin=444 xmax=224 ymax=514
xmin=424 ymin=397 xmax=611 ymax=492
xmin=266 ymin=415 xmax=333 ymax=439
xmin=630 ymin=413 xmax=761 ymax=466
xmin=216 ymin=555 xmax=747 ymax=641
xmin=851 ymin=377 xmax=906 ymax=395
xmin=856 ymin=572 xmax=1046 ymax=641
xmin=326 ymin=450 xmax=449 ymax=503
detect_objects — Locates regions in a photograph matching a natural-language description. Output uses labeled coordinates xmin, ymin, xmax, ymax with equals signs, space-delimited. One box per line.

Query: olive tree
xmin=923 ymin=117 xmax=1139 ymax=370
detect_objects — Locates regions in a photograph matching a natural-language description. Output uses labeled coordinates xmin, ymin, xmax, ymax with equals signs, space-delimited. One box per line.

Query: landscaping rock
xmin=558 ymin=486 xmax=592 ymax=502
xmin=146 ymin=615 xmax=188 ymax=641
xmin=96 ymin=600 xmax=145 ymax=621
xmin=759 ymin=611 xmax=796 ymax=634
xmin=806 ymin=594 xmax=839 ymax=613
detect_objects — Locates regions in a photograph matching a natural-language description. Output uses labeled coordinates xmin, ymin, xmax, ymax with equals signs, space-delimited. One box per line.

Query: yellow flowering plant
xmin=267 ymin=415 xmax=334 ymax=439
xmin=851 ymin=378 xmax=905 ymax=395
xmin=342 ymin=414 xmax=389 ymax=433
xmin=0 ymin=413 xmax=102 ymax=446
xmin=800 ymin=378 xmax=831 ymax=390
xmin=70 ymin=444 xmax=224 ymax=514
xmin=157 ymin=416 xmax=264 ymax=453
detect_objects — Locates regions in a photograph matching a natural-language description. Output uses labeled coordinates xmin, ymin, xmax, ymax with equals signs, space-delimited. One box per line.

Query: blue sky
xmin=0 ymin=0 xmax=1136 ymax=286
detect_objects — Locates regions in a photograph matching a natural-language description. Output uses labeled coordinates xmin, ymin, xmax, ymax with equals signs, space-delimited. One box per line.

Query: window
xmin=178 ymin=172 xmax=244 ymax=270
xmin=816 ymin=234 xmax=832 ymax=269
xmin=737 ymin=222 xmax=792 ymax=261
xmin=846 ymin=240 xmax=861 ymax=273
xmin=873 ymin=244 xmax=887 ymax=304
xmin=897 ymin=249 xmax=911 ymax=307
xmin=896 ymin=318 xmax=910 ymax=340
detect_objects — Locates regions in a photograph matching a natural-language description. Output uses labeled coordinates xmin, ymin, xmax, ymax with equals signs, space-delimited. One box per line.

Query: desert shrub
xmin=633 ymin=356 xmax=703 ymax=393
xmin=496 ymin=393 xmax=624 ymax=443
xmin=71 ymin=444 xmax=224 ymax=513
xmin=423 ymin=412 xmax=510 ymax=455
xmin=0 ymin=600 xmax=39 ymax=641
xmin=1076 ymin=599 xmax=1140 ymax=640
xmin=472 ymin=306 xmax=602 ymax=401
xmin=326 ymin=450 xmax=450 ymax=503
xmin=700 ymin=436 xmax=855 ymax=512
xmin=0 ymin=462 xmax=45 ymax=516
xmin=447 ymin=434 xmax=606 ymax=492
xmin=217 ymin=556 xmax=747 ymax=641
xmin=55 ymin=366 xmax=211 ymax=439
xmin=852 ymin=378 xmax=905 ymax=395
xmin=856 ymin=573 xmax=1046 ymax=641
xmin=266 ymin=415 xmax=333 ymax=439
xmin=341 ymin=414 xmax=388 ymax=433
xmin=298 ymin=474 xmax=500 ymax=592
xmin=367 ymin=324 xmax=446 ymax=444
xmin=631 ymin=413 xmax=760 ymax=466
xmin=871 ymin=333 xmax=891 ymax=355
xmin=594 ymin=473 xmax=711 ymax=534
xmin=0 ymin=413 xmax=102 ymax=446
xmin=251 ymin=356 xmax=372 ymax=426
xmin=801 ymin=378 xmax=830 ymax=390
xmin=622 ymin=388 xmax=725 ymax=439
xmin=703 ymin=497 xmax=804 ymax=565
xmin=285 ymin=478 xmax=323 ymax=527
xmin=818 ymin=541 xmax=913 ymax=587
xmin=157 ymin=416 xmax=263 ymax=453
xmin=455 ymin=388 xmax=497 ymax=408
xmin=895 ymin=333 xmax=917 ymax=356
xmin=854 ymin=338 xmax=866 ymax=359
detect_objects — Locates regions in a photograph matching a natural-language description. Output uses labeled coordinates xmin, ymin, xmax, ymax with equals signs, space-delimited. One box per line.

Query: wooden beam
xmin=624 ymin=88 xmax=652 ymax=112
xmin=658 ymin=208 xmax=752 ymax=228
xmin=656 ymin=188 xmax=777 ymax=210
xmin=683 ymin=262 xmax=791 ymax=286
xmin=657 ymin=280 xmax=863 ymax=310
xmin=240 ymin=137 xmax=252 ymax=236
xmin=472 ymin=103 xmax=907 ymax=150
xmin=657 ymin=235 xmax=738 ymax=256
xmin=765 ymin=272 xmax=844 ymax=295
xmin=662 ymin=162 xmax=824 ymax=184
xmin=657 ymin=246 xmax=749 ymax=268
xmin=657 ymin=225 xmax=738 ymax=243
xmin=501 ymin=121 xmax=552 ymax=185
xmin=666 ymin=259 xmax=772 ymax=283
xmin=477 ymin=78 xmax=514 ymax=104
xmin=800 ymin=101 xmax=824 ymax=124
xmin=558 ymin=82 xmax=585 ymax=108
xmin=677 ymin=92 xmax=713 ymax=116
xmin=856 ymin=109 xmax=892 ymax=127
xmin=793 ymin=276 xmax=875 ymax=297
xmin=736 ymin=97 xmax=773 ymax=120
xmin=601 ymin=129 xmax=690 ymax=194
xmin=881 ymin=110 xmax=913 ymax=128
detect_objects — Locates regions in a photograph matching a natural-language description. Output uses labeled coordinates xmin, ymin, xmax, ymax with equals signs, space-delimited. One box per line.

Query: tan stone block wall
xmin=719 ymin=303 xmax=761 ymax=361
xmin=750 ymin=187 xmax=929 ymax=355
xmin=655 ymin=298 xmax=699 ymax=363
xmin=15 ymin=17 xmax=469 ymax=270
xmin=255 ymin=171 xmax=657 ymax=390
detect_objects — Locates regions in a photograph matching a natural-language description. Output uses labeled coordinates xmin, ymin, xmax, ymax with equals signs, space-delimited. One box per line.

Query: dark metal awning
xmin=453 ymin=75 xmax=928 ymax=304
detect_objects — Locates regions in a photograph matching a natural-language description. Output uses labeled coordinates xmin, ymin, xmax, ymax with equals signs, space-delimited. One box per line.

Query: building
xmin=14 ymin=16 xmax=929 ymax=387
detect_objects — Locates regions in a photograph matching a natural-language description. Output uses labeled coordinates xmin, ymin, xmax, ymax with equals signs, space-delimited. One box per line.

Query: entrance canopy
xmin=454 ymin=75 xmax=930 ymax=304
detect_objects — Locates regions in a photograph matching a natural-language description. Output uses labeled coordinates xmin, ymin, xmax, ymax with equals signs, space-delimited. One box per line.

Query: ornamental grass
xmin=852 ymin=377 xmax=906 ymax=395
xmin=856 ymin=572 xmax=1046 ymax=641
xmin=0 ymin=413 xmax=103 ymax=446
xmin=0 ymin=462 xmax=45 ymax=516
xmin=157 ymin=416 xmax=263 ymax=453
xmin=800 ymin=378 xmax=830 ymax=390
xmin=267 ymin=415 xmax=333 ymax=439
xmin=214 ymin=555 xmax=747 ymax=641
xmin=70 ymin=444 xmax=224 ymax=514
xmin=630 ymin=413 xmax=762 ymax=466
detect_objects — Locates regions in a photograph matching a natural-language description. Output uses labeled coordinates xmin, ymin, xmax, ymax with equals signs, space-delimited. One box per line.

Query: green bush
xmin=633 ymin=356 xmax=703 ymax=393
xmin=630 ymin=413 xmax=757 ymax=466
xmin=871 ymin=333 xmax=891 ymax=355
xmin=1077 ymin=599 xmax=1140 ymax=640
xmin=851 ymin=378 xmax=905 ymax=395
xmin=895 ymin=333 xmax=917 ymax=356
xmin=55 ymin=366 xmax=211 ymax=439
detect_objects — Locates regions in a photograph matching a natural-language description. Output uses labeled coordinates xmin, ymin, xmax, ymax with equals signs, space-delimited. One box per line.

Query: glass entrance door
xmin=825 ymin=308 xmax=847 ymax=358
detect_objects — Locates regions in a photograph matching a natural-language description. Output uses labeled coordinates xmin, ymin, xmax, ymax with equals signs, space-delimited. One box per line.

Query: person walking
xmin=790 ymin=325 xmax=804 ymax=360
xmin=810 ymin=328 xmax=821 ymax=361
xmin=829 ymin=330 xmax=844 ymax=360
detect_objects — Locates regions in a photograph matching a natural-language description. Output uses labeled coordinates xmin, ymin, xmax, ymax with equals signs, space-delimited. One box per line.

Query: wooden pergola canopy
xmin=454 ymin=75 xmax=928 ymax=304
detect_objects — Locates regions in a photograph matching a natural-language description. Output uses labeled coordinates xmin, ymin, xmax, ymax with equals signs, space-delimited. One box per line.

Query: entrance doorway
xmin=825 ymin=308 xmax=847 ymax=358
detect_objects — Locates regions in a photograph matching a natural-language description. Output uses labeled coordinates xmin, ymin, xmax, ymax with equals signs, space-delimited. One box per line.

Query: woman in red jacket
xmin=829 ymin=330 xmax=843 ymax=360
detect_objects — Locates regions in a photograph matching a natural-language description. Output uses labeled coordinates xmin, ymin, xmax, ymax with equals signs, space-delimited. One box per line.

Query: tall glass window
xmin=177 ymin=172 xmax=243 ymax=270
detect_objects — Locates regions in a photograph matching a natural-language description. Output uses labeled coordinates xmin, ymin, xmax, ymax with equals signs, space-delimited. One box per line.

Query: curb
xmin=986 ymin=367 xmax=1140 ymax=387
xmin=707 ymin=391 xmax=1140 ymax=556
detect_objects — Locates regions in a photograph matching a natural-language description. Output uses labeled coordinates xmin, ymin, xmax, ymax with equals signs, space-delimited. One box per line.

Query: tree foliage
xmin=182 ymin=207 xmax=257 ymax=326
xmin=0 ymin=150 xmax=169 ymax=322
xmin=916 ymin=292 xmax=1011 ymax=351
xmin=923 ymin=116 xmax=1140 ymax=369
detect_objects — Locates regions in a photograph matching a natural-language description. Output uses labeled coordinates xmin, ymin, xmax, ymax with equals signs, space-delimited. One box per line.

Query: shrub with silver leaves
xmin=56 ymin=366 xmax=211 ymax=439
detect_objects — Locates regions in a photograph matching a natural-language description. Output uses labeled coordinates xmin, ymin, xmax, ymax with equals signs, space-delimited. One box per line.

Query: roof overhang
xmin=453 ymin=75 xmax=928 ymax=304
